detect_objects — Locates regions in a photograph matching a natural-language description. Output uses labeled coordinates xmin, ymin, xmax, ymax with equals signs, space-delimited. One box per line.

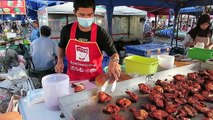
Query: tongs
xmin=101 ymin=78 xmax=117 ymax=92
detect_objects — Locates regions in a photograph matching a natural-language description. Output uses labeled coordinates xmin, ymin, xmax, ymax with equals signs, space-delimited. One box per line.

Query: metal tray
xmin=59 ymin=62 xmax=213 ymax=120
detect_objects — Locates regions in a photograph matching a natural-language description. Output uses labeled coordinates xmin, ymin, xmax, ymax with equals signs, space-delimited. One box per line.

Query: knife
xmin=101 ymin=78 xmax=110 ymax=92
xmin=111 ymin=80 xmax=117 ymax=92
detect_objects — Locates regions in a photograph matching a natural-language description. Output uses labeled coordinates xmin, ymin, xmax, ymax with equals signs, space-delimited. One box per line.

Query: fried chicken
xmin=125 ymin=91 xmax=139 ymax=102
xmin=103 ymin=104 xmax=120 ymax=114
xmin=138 ymin=83 xmax=151 ymax=94
xmin=129 ymin=108 xmax=148 ymax=120
xmin=72 ymin=83 xmax=85 ymax=92
xmin=112 ymin=114 xmax=125 ymax=120
xmin=173 ymin=74 xmax=186 ymax=81
xmin=150 ymin=109 xmax=169 ymax=120
xmin=116 ymin=98 xmax=132 ymax=109
xmin=98 ymin=92 xmax=112 ymax=103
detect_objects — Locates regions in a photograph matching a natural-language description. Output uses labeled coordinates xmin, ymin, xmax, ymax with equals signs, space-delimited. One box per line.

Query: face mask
xmin=77 ymin=17 xmax=95 ymax=28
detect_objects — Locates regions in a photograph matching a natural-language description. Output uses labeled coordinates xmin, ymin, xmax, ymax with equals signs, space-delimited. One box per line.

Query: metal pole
xmin=186 ymin=14 xmax=189 ymax=31
xmin=1 ymin=0 xmax=3 ymax=22
xmin=154 ymin=14 xmax=157 ymax=29
xmin=176 ymin=14 xmax=180 ymax=47
xmin=170 ymin=8 xmax=180 ymax=47
xmin=127 ymin=16 xmax=130 ymax=39
xmin=106 ymin=5 xmax=114 ymax=36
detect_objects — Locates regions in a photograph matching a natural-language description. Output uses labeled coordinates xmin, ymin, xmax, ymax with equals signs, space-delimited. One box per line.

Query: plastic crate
xmin=187 ymin=48 xmax=213 ymax=61
xmin=124 ymin=55 xmax=159 ymax=75
xmin=125 ymin=43 xmax=171 ymax=57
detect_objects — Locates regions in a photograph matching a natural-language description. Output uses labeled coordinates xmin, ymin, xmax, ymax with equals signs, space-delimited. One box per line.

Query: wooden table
xmin=174 ymin=61 xmax=193 ymax=67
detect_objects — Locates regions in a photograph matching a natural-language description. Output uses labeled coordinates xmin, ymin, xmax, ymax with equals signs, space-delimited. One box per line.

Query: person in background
xmin=20 ymin=22 xmax=29 ymax=38
xmin=139 ymin=17 xmax=145 ymax=36
xmin=11 ymin=22 xmax=18 ymax=33
xmin=183 ymin=14 xmax=213 ymax=49
xmin=29 ymin=21 xmax=40 ymax=42
xmin=142 ymin=17 xmax=154 ymax=43
xmin=3 ymin=22 xmax=10 ymax=32
xmin=181 ymin=25 xmax=187 ymax=32
xmin=151 ymin=20 xmax=155 ymax=32
xmin=30 ymin=25 xmax=58 ymax=83
xmin=54 ymin=0 xmax=121 ymax=82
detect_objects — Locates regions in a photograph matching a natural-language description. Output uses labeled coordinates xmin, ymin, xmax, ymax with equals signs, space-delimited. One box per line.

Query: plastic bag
xmin=27 ymin=89 xmax=44 ymax=105
xmin=6 ymin=66 xmax=28 ymax=80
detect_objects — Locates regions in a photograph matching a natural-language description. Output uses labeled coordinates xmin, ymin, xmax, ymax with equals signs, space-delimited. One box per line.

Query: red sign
xmin=0 ymin=0 xmax=26 ymax=15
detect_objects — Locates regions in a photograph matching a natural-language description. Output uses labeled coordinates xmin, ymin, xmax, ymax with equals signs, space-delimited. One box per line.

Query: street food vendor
xmin=54 ymin=0 xmax=121 ymax=81
xmin=183 ymin=14 xmax=213 ymax=49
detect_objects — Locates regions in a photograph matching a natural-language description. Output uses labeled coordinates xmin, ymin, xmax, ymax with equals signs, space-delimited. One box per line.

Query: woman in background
xmin=183 ymin=14 xmax=213 ymax=49
xmin=11 ymin=22 xmax=18 ymax=33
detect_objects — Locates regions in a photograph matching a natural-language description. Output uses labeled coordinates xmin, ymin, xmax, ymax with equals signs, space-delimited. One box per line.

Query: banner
xmin=0 ymin=0 xmax=26 ymax=15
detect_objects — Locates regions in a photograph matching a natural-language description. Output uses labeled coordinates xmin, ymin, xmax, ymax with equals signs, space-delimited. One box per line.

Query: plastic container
xmin=187 ymin=48 xmax=213 ymax=61
xmin=42 ymin=73 xmax=69 ymax=111
xmin=125 ymin=43 xmax=171 ymax=57
xmin=158 ymin=55 xmax=175 ymax=70
xmin=194 ymin=42 xmax=205 ymax=49
xmin=124 ymin=55 xmax=159 ymax=75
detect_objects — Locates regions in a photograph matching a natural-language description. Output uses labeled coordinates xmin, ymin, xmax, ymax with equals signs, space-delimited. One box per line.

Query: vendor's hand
xmin=54 ymin=62 xmax=64 ymax=73
xmin=107 ymin=60 xmax=121 ymax=81
xmin=206 ymin=44 xmax=213 ymax=49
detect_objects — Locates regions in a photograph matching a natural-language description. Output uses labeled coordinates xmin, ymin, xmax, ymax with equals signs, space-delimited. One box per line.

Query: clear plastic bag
xmin=27 ymin=89 xmax=44 ymax=105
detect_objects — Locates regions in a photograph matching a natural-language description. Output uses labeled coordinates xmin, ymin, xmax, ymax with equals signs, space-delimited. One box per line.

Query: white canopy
xmin=45 ymin=2 xmax=147 ymax=16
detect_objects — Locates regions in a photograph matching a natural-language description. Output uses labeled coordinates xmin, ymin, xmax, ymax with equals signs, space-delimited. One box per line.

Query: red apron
xmin=65 ymin=22 xmax=103 ymax=81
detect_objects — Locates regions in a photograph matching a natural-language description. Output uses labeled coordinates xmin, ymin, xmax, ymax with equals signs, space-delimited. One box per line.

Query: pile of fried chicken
xmin=98 ymin=70 xmax=213 ymax=120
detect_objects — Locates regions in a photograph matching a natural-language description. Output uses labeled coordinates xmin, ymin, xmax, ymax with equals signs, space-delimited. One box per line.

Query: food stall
xmin=58 ymin=62 xmax=213 ymax=120
xmin=37 ymin=2 xmax=147 ymax=41
xmin=15 ymin=0 xmax=213 ymax=120
xmin=18 ymin=53 xmax=213 ymax=120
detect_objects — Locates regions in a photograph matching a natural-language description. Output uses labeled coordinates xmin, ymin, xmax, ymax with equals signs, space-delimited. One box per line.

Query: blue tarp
xmin=180 ymin=7 xmax=203 ymax=14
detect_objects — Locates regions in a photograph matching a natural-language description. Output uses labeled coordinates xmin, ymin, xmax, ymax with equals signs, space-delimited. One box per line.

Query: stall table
xmin=18 ymin=81 xmax=97 ymax=120
xmin=19 ymin=62 xmax=211 ymax=120
xmin=58 ymin=62 xmax=213 ymax=120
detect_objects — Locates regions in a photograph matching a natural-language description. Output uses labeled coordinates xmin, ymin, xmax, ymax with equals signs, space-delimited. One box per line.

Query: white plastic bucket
xmin=42 ymin=73 xmax=69 ymax=111
xmin=158 ymin=55 xmax=175 ymax=70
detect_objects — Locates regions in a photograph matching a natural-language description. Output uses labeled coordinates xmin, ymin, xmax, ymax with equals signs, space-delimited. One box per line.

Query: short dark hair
xmin=140 ymin=17 xmax=146 ymax=22
xmin=33 ymin=20 xmax=38 ymax=25
xmin=74 ymin=0 xmax=96 ymax=12
xmin=197 ymin=14 xmax=210 ymax=26
xmin=40 ymin=25 xmax=51 ymax=37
